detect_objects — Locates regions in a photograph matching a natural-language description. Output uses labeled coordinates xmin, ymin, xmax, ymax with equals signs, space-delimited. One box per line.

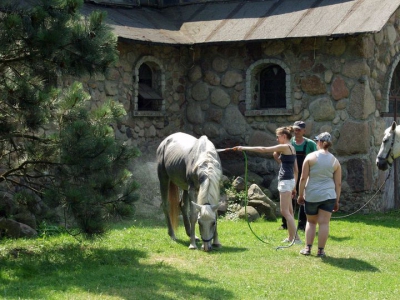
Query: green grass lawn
xmin=1 ymin=211 xmax=400 ymax=300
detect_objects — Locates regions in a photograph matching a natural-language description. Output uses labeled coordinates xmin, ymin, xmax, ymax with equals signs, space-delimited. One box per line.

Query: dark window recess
xmin=139 ymin=0 xmax=158 ymax=7
xmin=138 ymin=83 xmax=163 ymax=111
xmin=259 ymin=65 xmax=286 ymax=109
xmin=387 ymin=97 xmax=400 ymax=115
xmin=138 ymin=63 xmax=163 ymax=111
xmin=384 ymin=65 xmax=400 ymax=115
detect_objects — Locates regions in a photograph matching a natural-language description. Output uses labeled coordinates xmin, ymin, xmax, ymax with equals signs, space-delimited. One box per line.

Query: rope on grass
xmin=331 ymin=166 xmax=392 ymax=219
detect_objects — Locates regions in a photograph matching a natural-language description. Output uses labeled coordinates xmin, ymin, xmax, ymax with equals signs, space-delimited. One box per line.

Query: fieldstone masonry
xmin=62 ymin=8 xmax=400 ymax=213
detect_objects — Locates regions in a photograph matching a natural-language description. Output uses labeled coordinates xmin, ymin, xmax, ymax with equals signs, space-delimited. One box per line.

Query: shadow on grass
xmin=0 ymin=243 xmax=234 ymax=299
xmin=321 ymin=256 xmax=380 ymax=272
xmin=329 ymin=235 xmax=352 ymax=242
xmin=330 ymin=210 xmax=400 ymax=228
xmin=174 ymin=238 xmax=248 ymax=254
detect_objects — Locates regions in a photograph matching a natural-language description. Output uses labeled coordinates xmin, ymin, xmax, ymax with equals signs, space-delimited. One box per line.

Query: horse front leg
xmin=188 ymin=210 xmax=198 ymax=250
xmin=212 ymin=222 xmax=222 ymax=249
xmin=180 ymin=190 xmax=191 ymax=237
xmin=188 ymin=188 xmax=198 ymax=250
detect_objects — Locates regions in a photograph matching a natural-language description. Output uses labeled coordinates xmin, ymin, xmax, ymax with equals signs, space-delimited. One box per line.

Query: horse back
xmin=157 ymin=132 xmax=197 ymax=190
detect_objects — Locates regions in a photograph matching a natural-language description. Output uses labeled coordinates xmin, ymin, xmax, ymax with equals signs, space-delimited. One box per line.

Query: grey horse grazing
xmin=156 ymin=132 xmax=222 ymax=251
xmin=376 ymin=121 xmax=400 ymax=170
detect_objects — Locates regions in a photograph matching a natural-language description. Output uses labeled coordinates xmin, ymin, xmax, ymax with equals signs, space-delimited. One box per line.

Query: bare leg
xmin=305 ymin=214 xmax=317 ymax=246
xmin=280 ymin=191 xmax=297 ymax=241
xmin=317 ymin=209 xmax=332 ymax=249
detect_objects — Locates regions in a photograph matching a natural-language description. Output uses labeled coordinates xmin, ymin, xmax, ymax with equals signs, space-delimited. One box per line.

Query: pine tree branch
xmin=0 ymin=160 xmax=62 ymax=182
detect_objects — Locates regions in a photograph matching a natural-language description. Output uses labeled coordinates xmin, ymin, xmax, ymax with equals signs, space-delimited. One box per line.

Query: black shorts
xmin=304 ymin=199 xmax=336 ymax=215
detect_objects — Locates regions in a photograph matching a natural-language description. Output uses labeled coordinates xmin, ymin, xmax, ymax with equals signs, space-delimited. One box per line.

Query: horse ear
xmin=392 ymin=121 xmax=397 ymax=131
xmin=211 ymin=203 xmax=221 ymax=211
xmin=191 ymin=201 xmax=202 ymax=212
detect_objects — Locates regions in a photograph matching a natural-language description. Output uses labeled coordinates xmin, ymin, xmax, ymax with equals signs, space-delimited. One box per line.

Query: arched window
xmin=245 ymin=59 xmax=292 ymax=116
xmin=386 ymin=65 xmax=400 ymax=114
xmin=137 ymin=63 xmax=163 ymax=111
xmin=133 ymin=56 xmax=165 ymax=117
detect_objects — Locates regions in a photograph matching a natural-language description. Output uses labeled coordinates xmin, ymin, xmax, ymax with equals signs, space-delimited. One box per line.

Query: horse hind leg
xmin=166 ymin=181 xmax=180 ymax=240
xmin=159 ymin=177 xmax=178 ymax=240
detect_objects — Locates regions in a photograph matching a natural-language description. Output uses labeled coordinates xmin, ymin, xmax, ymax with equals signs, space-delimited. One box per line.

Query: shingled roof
xmin=84 ymin=0 xmax=400 ymax=45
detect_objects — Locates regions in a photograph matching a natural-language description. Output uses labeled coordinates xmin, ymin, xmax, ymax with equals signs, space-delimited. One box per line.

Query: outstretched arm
xmin=234 ymin=145 xmax=286 ymax=154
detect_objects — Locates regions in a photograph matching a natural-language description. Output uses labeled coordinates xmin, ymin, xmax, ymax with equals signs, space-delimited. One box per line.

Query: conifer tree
xmin=0 ymin=0 xmax=140 ymax=236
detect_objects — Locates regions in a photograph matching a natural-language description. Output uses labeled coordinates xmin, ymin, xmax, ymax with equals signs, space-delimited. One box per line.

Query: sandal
xmin=317 ymin=248 xmax=326 ymax=257
xmin=299 ymin=245 xmax=312 ymax=256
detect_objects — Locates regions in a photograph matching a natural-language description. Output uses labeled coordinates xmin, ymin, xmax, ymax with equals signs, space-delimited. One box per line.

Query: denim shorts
xmin=277 ymin=179 xmax=295 ymax=193
xmin=304 ymin=199 xmax=336 ymax=215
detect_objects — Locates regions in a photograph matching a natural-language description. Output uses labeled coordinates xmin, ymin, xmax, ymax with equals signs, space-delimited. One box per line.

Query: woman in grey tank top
xmin=297 ymin=132 xmax=341 ymax=257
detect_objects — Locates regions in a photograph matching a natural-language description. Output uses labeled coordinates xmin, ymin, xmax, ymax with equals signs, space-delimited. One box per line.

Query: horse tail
xmin=168 ymin=182 xmax=180 ymax=231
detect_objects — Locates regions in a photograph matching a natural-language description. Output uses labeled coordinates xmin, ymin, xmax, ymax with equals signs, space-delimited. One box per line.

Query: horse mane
xmin=194 ymin=137 xmax=222 ymax=206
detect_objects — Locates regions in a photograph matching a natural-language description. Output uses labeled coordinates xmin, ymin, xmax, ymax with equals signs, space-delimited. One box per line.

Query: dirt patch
xmin=130 ymin=152 xmax=164 ymax=220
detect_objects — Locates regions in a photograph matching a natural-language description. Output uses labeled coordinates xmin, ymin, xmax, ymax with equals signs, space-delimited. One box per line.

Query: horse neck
xmin=394 ymin=127 xmax=400 ymax=160
xmin=197 ymin=164 xmax=221 ymax=205
xmin=192 ymin=137 xmax=221 ymax=205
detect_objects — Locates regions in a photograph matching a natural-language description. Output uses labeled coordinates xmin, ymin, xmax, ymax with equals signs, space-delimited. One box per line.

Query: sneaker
xmin=300 ymin=248 xmax=311 ymax=256
xmin=281 ymin=238 xmax=302 ymax=244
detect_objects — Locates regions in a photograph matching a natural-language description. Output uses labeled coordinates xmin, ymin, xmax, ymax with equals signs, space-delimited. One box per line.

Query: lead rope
xmin=221 ymin=148 xmax=391 ymax=247
xmin=241 ymin=151 xmax=301 ymax=249
xmin=242 ymin=151 xmax=270 ymax=245
xmin=331 ymin=165 xmax=392 ymax=219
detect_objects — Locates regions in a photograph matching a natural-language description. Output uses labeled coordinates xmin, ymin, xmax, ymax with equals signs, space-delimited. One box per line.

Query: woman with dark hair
xmin=234 ymin=126 xmax=300 ymax=244
xmin=297 ymin=132 xmax=342 ymax=257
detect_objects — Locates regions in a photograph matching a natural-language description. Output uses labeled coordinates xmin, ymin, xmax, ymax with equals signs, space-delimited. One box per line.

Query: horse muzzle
xmin=201 ymin=236 xmax=214 ymax=252
xmin=376 ymin=157 xmax=390 ymax=171
xmin=201 ymin=241 xmax=213 ymax=252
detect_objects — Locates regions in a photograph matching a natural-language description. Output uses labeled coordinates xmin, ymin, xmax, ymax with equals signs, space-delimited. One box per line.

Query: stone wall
xmin=65 ymin=8 xmax=400 ymax=212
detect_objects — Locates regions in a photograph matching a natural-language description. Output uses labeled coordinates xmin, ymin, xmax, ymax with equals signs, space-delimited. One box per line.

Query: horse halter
xmin=199 ymin=225 xmax=216 ymax=242
xmin=383 ymin=131 xmax=396 ymax=166
xmin=201 ymin=234 xmax=215 ymax=243
xmin=199 ymin=203 xmax=216 ymax=243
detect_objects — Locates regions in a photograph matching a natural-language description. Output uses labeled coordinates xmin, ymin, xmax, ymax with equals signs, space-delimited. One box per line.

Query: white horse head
xmin=376 ymin=121 xmax=400 ymax=170
xmin=191 ymin=201 xmax=220 ymax=252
